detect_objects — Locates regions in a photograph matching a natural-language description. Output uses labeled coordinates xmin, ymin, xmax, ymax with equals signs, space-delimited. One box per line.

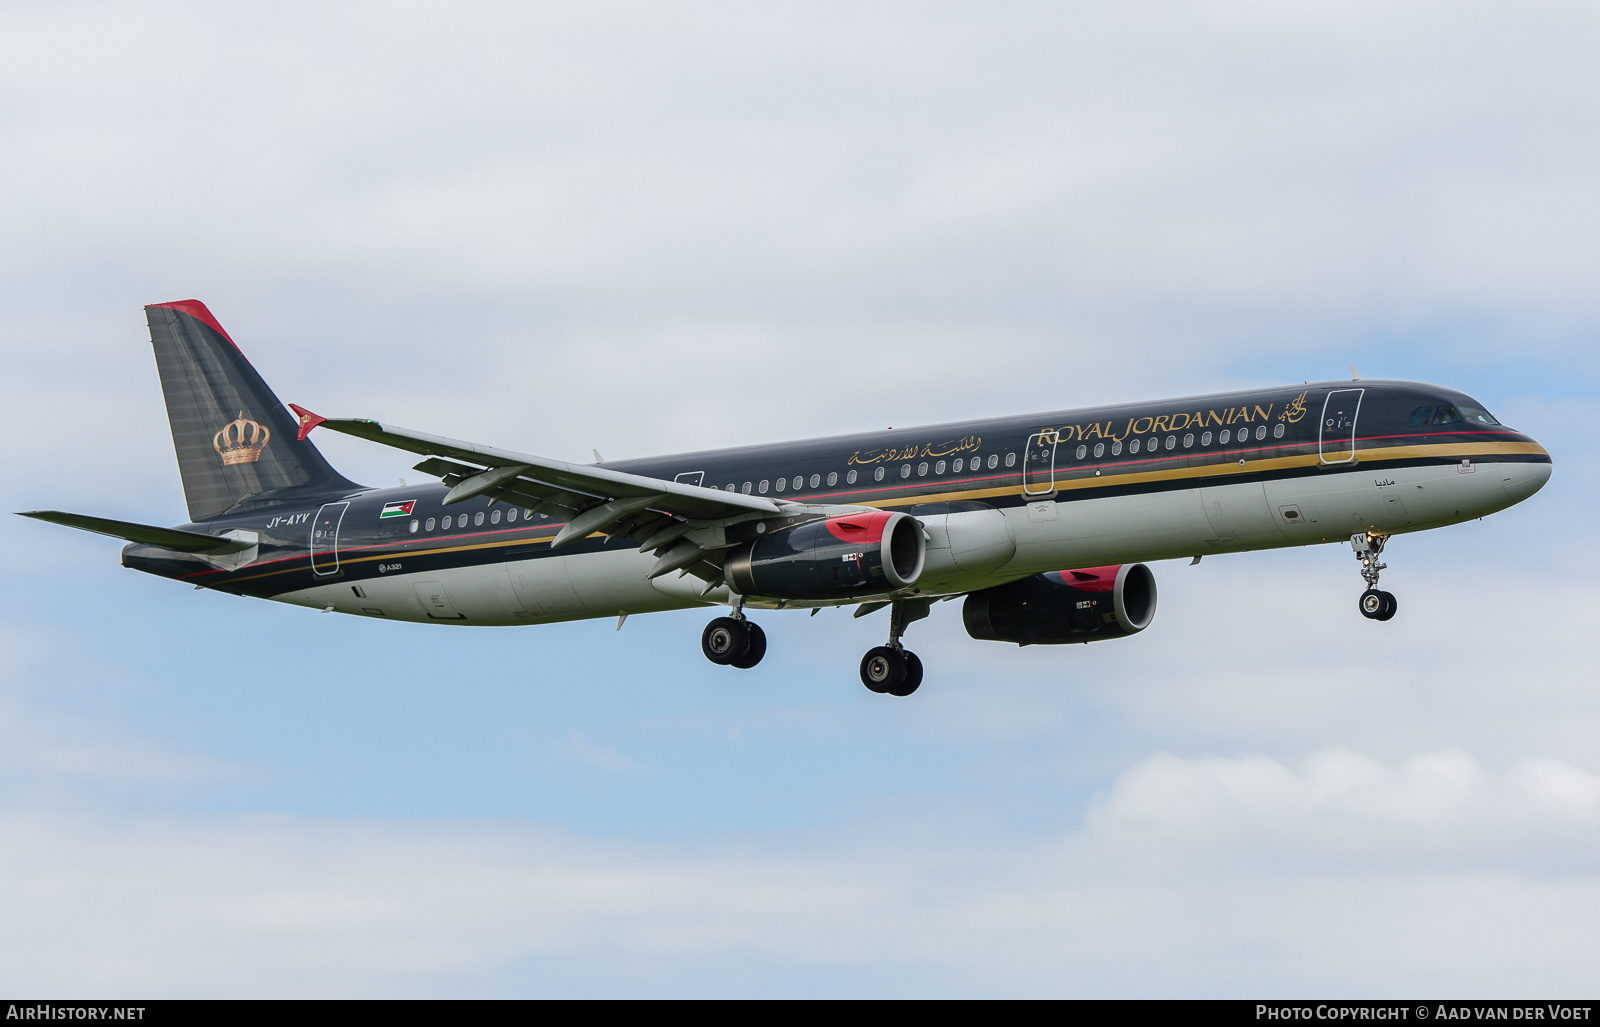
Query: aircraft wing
xmin=297 ymin=407 xmax=788 ymax=588
xmin=16 ymin=511 xmax=256 ymax=553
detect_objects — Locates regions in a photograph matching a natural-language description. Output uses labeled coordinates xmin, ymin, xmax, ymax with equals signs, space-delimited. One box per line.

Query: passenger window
xmin=1130 ymin=438 xmax=1141 ymax=454
xmin=507 ymin=509 xmax=517 ymax=522
xmin=810 ymin=474 xmax=821 ymax=488
xmin=474 ymin=511 xmax=485 ymax=526
xmin=953 ymin=458 xmax=964 ymax=472
xmin=425 ymin=517 xmax=436 ymax=531
xmin=1220 ymin=429 xmax=1230 ymax=444
xmin=1147 ymin=437 xmax=1157 ymax=451
xmin=901 ymin=464 xmax=911 ymax=478
xmin=1407 ymin=405 xmax=1434 ymax=428
xmin=1165 ymin=436 xmax=1176 ymax=450
xmin=1183 ymin=433 xmax=1194 ymax=448
xmin=874 ymin=466 xmax=885 ymax=481
xmin=523 ymin=509 xmax=534 ymax=519
xmin=1093 ymin=443 xmax=1105 ymax=458
xmin=1432 ymin=405 xmax=1462 ymax=425
xmin=442 ymin=515 xmax=452 ymax=529
xmin=1273 ymin=423 xmax=1285 ymax=438
xmin=759 ymin=480 xmax=769 ymax=493
xmin=1111 ymin=440 xmax=1122 ymax=455
xmin=774 ymin=477 xmax=785 ymax=492
xmin=846 ymin=469 xmax=857 ymax=484
xmin=742 ymin=482 xmax=752 ymax=494
xmin=1201 ymin=432 xmax=1212 ymax=445
xmin=1255 ymin=425 xmax=1267 ymax=440
xmin=988 ymin=455 xmax=999 ymax=469
xmin=917 ymin=462 xmax=928 ymax=476
xmin=491 ymin=509 xmax=501 ymax=524
xmin=935 ymin=460 xmax=945 ymax=474
xmin=827 ymin=472 xmax=837 ymax=486
xmin=793 ymin=476 xmax=803 ymax=490
xmin=1005 ymin=453 xmax=1016 ymax=468
xmin=1076 ymin=445 xmax=1087 ymax=459
xmin=409 ymin=519 xmax=419 ymax=533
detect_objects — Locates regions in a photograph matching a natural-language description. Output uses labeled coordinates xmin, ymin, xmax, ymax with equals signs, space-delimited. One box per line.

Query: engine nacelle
xmin=724 ymin=511 xmax=925 ymax=600
xmin=963 ymin=563 xmax=1157 ymax=645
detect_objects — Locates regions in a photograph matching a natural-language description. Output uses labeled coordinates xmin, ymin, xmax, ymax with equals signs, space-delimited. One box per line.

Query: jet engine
xmin=962 ymin=563 xmax=1157 ymax=645
xmin=724 ymin=511 xmax=925 ymax=600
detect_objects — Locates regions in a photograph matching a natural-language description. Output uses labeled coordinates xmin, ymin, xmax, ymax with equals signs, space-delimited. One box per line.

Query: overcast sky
xmin=2 ymin=1 xmax=1598 ymax=997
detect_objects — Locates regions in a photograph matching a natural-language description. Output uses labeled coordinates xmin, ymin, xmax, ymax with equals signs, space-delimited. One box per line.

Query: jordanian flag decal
xmin=380 ymin=500 xmax=416 ymax=519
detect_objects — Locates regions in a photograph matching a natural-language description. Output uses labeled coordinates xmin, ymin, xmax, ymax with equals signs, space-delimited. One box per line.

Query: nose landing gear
xmin=859 ymin=598 xmax=929 ymax=696
xmin=701 ymin=606 xmax=767 ymax=669
xmin=1352 ymin=532 xmax=1397 ymax=622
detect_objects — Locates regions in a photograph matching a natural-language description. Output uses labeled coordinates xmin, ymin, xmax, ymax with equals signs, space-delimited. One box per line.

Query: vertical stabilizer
xmin=145 ymin=301 xmax=357 ymax=522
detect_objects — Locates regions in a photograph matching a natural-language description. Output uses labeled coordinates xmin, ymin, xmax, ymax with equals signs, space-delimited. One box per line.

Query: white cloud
xmin=0 ymin=747 xmax=1596 ymax=996
xmin=1089 ymin=748 xmax=1600 ymax=870
xmin=562 ymin=729 xmax=638 ymax=773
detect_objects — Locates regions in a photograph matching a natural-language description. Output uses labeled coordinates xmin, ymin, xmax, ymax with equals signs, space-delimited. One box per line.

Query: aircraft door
xmin=1023 ymin=431 xmax=1059 ymax=496
xmin=1319 ymin=389 xmax=1364 ymax=464
xmin=310 ymin=501 xmax=349 ymax=575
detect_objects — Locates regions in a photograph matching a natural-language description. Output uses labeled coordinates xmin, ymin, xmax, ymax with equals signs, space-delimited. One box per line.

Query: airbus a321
xmin=21 ymin=301 xmax=1552 ymax=696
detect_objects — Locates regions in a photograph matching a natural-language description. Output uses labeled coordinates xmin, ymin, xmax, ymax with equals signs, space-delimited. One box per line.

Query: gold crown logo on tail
xmin=213 ymin=411 xmax=270 ymax=465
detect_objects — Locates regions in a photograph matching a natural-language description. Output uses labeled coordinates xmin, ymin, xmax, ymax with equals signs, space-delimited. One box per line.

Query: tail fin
xmin=145 ymin=300 xmax=358 ymax=522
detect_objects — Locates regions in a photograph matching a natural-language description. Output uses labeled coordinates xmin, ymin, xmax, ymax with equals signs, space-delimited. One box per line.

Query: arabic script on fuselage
xmin=848 ymin=434 xmax=982 ymax=466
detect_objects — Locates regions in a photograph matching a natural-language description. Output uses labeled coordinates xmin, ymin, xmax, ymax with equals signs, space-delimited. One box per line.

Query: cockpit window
xmin=1407 ymin=405 xmax=1434 ymax=428
xmin=1458 ymin=405 xmax=1500 ymax=425
xmin=1431 ymin=405 xmax=1463 ymax=426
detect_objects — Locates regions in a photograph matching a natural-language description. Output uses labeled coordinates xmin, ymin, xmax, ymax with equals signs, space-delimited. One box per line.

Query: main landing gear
xmin=1351 ymin=531 xmax=1397 ymax=622
xmin=860 ymin=598 xmax=930 ymax=697
xmin=701 ymin=605 xmax=767 ymax=669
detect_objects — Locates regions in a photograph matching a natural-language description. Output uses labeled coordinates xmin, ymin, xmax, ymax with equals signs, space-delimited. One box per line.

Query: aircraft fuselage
xmin=121 ymin=378 xmax=1550 ymax=626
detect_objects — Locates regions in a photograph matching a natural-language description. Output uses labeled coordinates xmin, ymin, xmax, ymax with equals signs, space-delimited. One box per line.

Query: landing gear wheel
xmin=1359 ymin=589 xmax=1385 ymax=620
xmin=887 ymin=651 xmax=922 ymax=697
xmin=860 ymin=646 xmax=906 ymax=694
xmin=1376 ymin=591 xmax=1397 ymax=622
xmin=701 ymin=617 xmax=750 ymax=665
xmin=729 ymin=622 xmax=767 ymax=668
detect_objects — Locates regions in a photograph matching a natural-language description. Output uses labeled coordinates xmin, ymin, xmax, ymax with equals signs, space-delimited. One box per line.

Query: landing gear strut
xmin=1351 ymin=532 xmax=1397 ymax=622
xmin=860 ymin=599 xmax=929 ymax=697
xmin=701 ymin=602 xmax=766 ymax=669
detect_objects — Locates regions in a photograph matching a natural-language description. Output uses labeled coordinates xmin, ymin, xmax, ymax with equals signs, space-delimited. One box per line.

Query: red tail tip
xmin=146 ymin=299 xmax=238 ymax=347
xmin=289 ymin=404 xmax=327 ymax=441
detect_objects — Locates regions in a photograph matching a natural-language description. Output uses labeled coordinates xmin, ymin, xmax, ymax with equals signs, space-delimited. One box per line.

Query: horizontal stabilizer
xmin=16 ymin=511 xmax=256 ymax=553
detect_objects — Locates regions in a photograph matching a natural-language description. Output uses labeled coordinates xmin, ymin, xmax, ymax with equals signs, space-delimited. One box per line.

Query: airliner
xmin=20 ymin=301 xmax=1552 ymax=696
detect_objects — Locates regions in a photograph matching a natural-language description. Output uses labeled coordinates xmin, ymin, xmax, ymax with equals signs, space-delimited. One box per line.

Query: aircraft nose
xmin=1501 ymin=449 xmax=1553 ymax=503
